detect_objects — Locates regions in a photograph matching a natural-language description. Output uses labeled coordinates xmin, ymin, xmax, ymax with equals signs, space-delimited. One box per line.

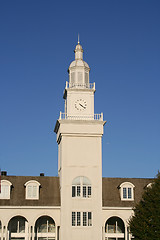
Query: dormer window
xmin=24 ymin=180 xmax=40 ymax=200
xmin=0 ymin=180 xmax=12 ymax=199
xmin=119 ymin=182 xmax=135 ymax=201
xmin=146 ymin=183 xmax=153 ymax=188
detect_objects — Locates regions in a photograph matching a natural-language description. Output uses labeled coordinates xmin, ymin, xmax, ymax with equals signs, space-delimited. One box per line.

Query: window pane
xmin=72 ymin=177 xmax=81 ymax=185
xmin=72 ymin=186 xmax=75 ymax=197
xmin=32 ymin=186 xmax=37 ymax=197
xmin=88 ymin=212 xmax=92 ymax=226
xmin=83 ymin=212 xmax=87 ymax=226
xmin=77 ymin=186 xmax=81 ymax=197
xmin=27 ymin=186 xmax=32 ymax=198
xmin=128 ymin=188 xmax=132 ymax=199
xmin=88 ymin=186 xmax=91 ymax=197
xmin=1 ymin=185 xmax=9 ymax=198
xmin=72 ymin=212 xmax=76 ymax=226
xmin=82 ymin=177 xmax=91 ymax=185
xmin=123 ymin=188 xmax=127 ymax=199
xmin=77 ymin=212 xmax=81 ymax=226
xmin=83 ymin=186 xmax=86 ymax=198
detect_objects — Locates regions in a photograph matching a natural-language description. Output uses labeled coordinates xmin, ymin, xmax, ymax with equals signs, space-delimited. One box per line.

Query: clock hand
xmin=79 ymin=103 xmax=86 ymax=109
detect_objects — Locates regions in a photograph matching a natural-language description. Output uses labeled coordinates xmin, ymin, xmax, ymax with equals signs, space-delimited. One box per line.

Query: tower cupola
xmin=68 ymin=41 xmax=90 ymax=88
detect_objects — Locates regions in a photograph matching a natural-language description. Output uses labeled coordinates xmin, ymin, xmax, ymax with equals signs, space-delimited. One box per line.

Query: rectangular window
xmin=27 ymin=185 xmax=38 ymax=199
xmin=83 ymin=212 xmax=87 ymax=226
xmin=88 ymin=186 xmax=91 ymax=197
xmin=72 ymin=212 xmax=92 ymax=227
xmin=72 ymin=212 xmax=76 ymax=226
xmin=77 ymin=212 xmax=81 ymax=226
xmin=72 ymin=186 xmax=75 ymax=197
xmin=77 ymin=186 xmax=81 ymax=197
xmin=128 ymin=188 xmax=132 ymax=199
xmin=123 ymin=188 xmax=127 ymax=199
xmin=83 ymin=186 xmax=86 ymax=198
xmin=88 ymin=212 xmax=92 ymax=226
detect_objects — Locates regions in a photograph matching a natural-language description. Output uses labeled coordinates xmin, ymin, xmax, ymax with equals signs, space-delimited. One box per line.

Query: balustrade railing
xmin=59 ymin=112 xmax=103 ymax=121
xmin=65 ymin=81 xmax=95 ymax=90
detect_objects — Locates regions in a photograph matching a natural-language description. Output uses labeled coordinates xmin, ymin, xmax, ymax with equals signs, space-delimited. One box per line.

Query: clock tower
xmin=54 ymin=41 xmax=105 ymax=240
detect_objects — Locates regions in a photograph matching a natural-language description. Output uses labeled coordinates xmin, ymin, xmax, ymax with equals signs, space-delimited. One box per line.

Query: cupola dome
xmin=68 ymin=41 xmax=90 ymax=88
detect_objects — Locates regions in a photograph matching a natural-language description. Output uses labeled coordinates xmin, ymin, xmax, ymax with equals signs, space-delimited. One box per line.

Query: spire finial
xmin=78 ymin=34 xmax=80 ymax=44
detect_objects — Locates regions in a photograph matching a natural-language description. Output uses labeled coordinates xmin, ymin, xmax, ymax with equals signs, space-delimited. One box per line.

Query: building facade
xmin=0 ymin=41 xmax=152 ymax=240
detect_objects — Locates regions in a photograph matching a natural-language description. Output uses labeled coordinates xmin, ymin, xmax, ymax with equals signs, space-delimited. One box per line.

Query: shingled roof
xmin=0 ymin=176 xmax=60 ymax=206
xmin=0 ymin=175 xmax=153 ymax=207
xmin=102 ymin=177 xmax=153 ymax=207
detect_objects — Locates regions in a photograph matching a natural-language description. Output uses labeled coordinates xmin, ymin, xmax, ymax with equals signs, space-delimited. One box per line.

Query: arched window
xmin=0 ymin=180 xmax=12 ymax=199
xmin=119 ymin=182 xmax=135 ymax=201
xmin=24 ymin=180 xmax=40 ymax=200
xmin=146 ymin=183 xmax=153 ymax=188
xmin=72 ymin=176 xmax=91 ymax=198
xmin=8 ymin=216 xmax=28 ymax=240
xmin=105 ymin=217 xmax=125 ymax=240
xmin=35 ymin=216 xmax=55 ymax=240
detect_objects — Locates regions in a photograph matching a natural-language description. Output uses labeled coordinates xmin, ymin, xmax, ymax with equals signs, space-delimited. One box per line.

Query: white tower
xmin=54 ymin=40 xmax=105 ymax=240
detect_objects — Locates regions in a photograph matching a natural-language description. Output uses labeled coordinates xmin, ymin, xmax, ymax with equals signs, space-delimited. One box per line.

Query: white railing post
xmin=93 ymin=82 xmax=95 ymax=90
xmin=59 ymin=111 xmax=62 ymax=120
xmin=101 ymin=112 xmax=103 ymax=120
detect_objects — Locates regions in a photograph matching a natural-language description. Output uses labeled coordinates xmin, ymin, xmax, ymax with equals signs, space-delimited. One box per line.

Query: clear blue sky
xmin=0 ymin=0 xmax=160 ymax=178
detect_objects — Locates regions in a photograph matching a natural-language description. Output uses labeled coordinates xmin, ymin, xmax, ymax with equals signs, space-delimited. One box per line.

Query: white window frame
xmin=72 ymin=176 xmax=91 ymax=198
xmin=119 ymin=182 xmax=135 ymax=201
xmin=146 ymin=182 xmax=153 ymax=188
xmin=72 ymin=212 xmax=92 ymax=227
xmin=0 ymin=180 xmax=12 ymax=199
xmin=24 ymin=180 xmax=40 ymax=200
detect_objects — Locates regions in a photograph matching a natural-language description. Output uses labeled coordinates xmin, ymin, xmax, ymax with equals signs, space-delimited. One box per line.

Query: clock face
xmin=75 ymin=99 xmax=87 ymax=111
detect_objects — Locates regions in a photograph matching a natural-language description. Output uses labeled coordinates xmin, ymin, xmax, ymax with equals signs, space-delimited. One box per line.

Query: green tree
xmin=129 ymin=172 xmax=160 ymax=240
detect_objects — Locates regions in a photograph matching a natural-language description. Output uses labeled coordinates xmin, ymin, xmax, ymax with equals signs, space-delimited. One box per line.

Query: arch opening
xmin=35 ymin=216 xmax=56 ymax=240
xmin=8 ymin=216 xmax=28 ymax=240
xmin=105 ymin=217 xmax=125 ymax=240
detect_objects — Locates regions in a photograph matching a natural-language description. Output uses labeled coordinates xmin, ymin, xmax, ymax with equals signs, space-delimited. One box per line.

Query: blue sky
xmin=0 ymin=0 xmax=160 ymax=178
